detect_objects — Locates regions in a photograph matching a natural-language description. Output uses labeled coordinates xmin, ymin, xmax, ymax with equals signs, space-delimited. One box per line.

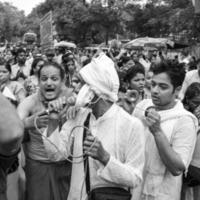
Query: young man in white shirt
xmin=133 ymin=60 xmax=198 ymax=200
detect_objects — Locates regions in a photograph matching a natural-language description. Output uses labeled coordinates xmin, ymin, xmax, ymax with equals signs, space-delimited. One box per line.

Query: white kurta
xmin=43 ymin=104 xmax=146 ymax=200
xmin=132 ymin=99 xmax=198 ymax=200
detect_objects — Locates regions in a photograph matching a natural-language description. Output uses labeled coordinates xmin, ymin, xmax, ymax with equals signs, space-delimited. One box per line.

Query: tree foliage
xmin=0 ymin=0 xmax=198 ymax=45
xmin=0 ymin=2 xmax=26 ymax=42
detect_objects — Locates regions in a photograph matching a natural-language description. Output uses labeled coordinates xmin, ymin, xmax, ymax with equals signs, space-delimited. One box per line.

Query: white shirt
xmin=43 ymin=104 xmax=145 ymax=200
xmin=133 ymin=99 xmax=197 ymax=200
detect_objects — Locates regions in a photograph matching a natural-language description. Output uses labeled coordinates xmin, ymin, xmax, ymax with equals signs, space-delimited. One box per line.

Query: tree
xmin=0 ymin=2 xmax=26 ymax=42
xmin=25 ymin=0 xmax=197 ymax=46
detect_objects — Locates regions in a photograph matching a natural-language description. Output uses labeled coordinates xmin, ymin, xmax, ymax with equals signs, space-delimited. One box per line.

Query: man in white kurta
xmin=42 ymin=53 xmax=145 ymax=200
xmin=132 ymin=60 xmax=198 ymax=200
xmin=133 ymin=99 xmax=197 ymax=200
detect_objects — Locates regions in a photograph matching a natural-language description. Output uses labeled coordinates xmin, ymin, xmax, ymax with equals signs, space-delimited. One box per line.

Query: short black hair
xmin=117 ymin=56 xmax=131 ymax=68
xmin=16 ymin=48 xmax=26 ymax=56
xmin=152 ymin=60 xmax=185 ymax=89
xmin=124 ymin=64 xmax=145 ymax=83
xmin=38 ymin=61 xmax=65 ymax=80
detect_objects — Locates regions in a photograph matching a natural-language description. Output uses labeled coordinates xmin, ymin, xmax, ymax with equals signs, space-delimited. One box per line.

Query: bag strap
xmin=83 ymin=113 xmax=91 ymax=194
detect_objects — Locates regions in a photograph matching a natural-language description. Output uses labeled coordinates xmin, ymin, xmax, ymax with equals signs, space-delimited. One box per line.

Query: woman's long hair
xmin=30 ymin=58 xmax=44 ymax=76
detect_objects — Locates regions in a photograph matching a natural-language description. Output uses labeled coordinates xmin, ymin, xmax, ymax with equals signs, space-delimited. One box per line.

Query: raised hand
xmin=48 ymin=96 xmax=76 ymax=118
xmin=66 ymin=106 xmax=80 ymax=120
xmin=48 ymin=96 xmax=68 ymax=113
xmin=145 ymin=109 xmax=162 ymax=135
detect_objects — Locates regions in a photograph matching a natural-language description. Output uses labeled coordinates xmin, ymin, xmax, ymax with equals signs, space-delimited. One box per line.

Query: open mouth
xmin=45 ymin=88 xmax=55 ymax=94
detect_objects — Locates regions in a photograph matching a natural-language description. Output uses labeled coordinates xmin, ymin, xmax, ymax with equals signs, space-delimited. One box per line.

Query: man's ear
xmin=175 ymin=86 xmax=182 ymax=98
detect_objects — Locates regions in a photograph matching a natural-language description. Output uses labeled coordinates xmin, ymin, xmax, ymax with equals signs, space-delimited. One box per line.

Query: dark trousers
xmin=0 ymin=151 xmax=19 ymax=200
xmin=25 ymin=158 xmax=72 ymax=200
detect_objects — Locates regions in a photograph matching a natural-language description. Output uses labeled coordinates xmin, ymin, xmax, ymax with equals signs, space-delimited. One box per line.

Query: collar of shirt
xmin=90 ymin=103 xmax=117 ymax=126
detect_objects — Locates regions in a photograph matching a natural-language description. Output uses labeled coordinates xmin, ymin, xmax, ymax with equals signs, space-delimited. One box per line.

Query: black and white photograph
xmin=0 ymin=0 xmax=200 ymax=200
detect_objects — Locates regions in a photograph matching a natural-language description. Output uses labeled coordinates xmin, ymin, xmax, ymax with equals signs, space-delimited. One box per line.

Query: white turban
xmin=79 ymin=53 xmax=119 ymax=102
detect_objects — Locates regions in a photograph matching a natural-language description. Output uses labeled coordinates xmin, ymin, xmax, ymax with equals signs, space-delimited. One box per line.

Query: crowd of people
xmin=0 ymin=41 xmax=199 ymax=200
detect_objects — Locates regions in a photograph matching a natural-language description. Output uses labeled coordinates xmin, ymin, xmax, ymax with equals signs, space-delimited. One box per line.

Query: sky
xmin=1 ymin=0 xmax=148 ymax=16
xmin=1 ymin=0 xmax=45 ymax=15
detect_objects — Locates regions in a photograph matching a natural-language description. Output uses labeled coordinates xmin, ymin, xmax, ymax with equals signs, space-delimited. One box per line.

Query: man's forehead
xmin=152 ymin=72 xmax=172 ymax=85
xmin=40 ymin=66 xmax=60 ymax=76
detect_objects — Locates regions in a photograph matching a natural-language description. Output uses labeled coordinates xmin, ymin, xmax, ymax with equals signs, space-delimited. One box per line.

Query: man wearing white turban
xmin=42 ymin=53 xmax=145 ymax=200
xmin=79 ymin=52 xmax=119 ymax=102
